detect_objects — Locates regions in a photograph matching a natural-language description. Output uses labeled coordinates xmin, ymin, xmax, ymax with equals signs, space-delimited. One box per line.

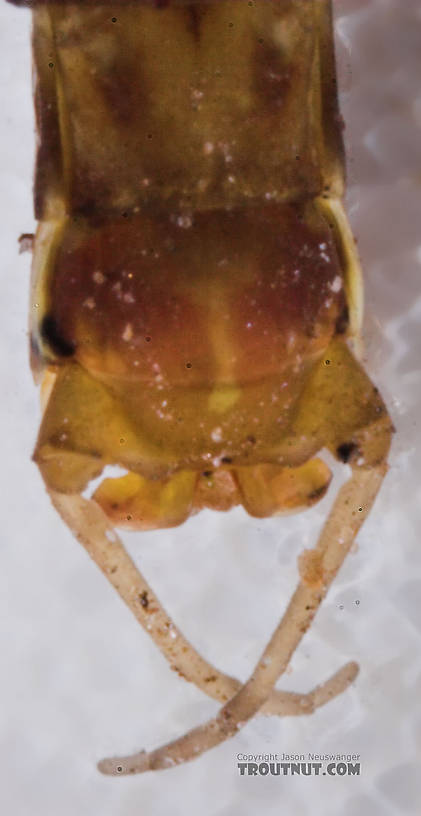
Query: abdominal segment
xmin=38 ymin=202 xmax=345 ymax=388
xmin=33 ymin=0 xmax=344 ymax=218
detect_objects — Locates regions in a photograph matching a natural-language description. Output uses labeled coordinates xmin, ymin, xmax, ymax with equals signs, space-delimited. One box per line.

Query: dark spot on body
xmin=139 ymin=590 xmax=149 ymax=609
xmin=308 ymin=484 xmax=328 ymax=501
xmin=221 ymin=456 xmax=232 ymax=464
xmin=188 ymin=6 xmax=203 ymax=41
xmin=335 ymin=304 xmax=349 ymax=335
xmin=336 ymin=442 xmax=358 ymax=463
xmin=95 ymin=52 xmax=145 ymax=125
xmin=254 ymin=39 xmax=291 ymax=112
xmin=41 ymin=315 xmax=75 ymax=357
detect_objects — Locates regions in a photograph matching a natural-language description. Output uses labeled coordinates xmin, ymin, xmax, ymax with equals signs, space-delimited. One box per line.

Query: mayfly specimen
xmin=8 ymin=0 xmax=392 ymax=774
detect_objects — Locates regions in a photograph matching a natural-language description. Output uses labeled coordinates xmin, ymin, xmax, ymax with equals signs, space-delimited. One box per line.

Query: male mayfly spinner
xmin=9 ymin=0 xmax=393 ymax=774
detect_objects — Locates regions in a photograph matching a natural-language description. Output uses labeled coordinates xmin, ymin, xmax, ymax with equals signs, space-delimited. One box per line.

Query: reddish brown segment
xmin=44 ymin=203 xmax=345 ymax=388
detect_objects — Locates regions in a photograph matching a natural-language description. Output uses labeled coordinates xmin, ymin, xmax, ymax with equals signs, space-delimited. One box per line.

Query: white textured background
xmin=1 ymin=1 xmax=420 ymax=813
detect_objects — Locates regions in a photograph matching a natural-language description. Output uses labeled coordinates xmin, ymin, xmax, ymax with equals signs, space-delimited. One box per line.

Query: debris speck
xmin=122 ymin=323 xmax=133 ymax=342
xmin=330 ymin=275 xmax=342 ymax=293
xmin=18 ymin=233 xmax=34 ymax=253
xmin=93 ymin=270 xmax=105 ymax=284
xmin=83 ymin=297 xmax=95 ymax=310
xmin=176 ymin=214 xmax=193 ymax=229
